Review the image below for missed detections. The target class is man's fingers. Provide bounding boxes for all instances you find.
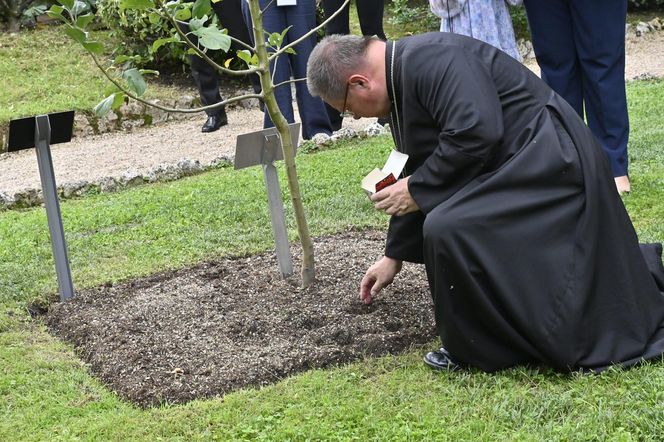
[360,288,373,304]
[359,274,386,305]
[359,280,383,306]
[370,280,385,298]
[373,198,394,212]
[359,274,375,304]
[370,189,388,203]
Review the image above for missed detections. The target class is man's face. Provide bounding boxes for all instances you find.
[328,75,391,119]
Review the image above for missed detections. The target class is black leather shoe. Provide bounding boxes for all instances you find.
[423,347,460,371]
[201,113,228,133]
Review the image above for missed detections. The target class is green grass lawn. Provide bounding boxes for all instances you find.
[0,27,189,125]
[1,78,664,440]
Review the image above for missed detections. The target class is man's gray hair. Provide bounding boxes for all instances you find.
[307,34,376,102]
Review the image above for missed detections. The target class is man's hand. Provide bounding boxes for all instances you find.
[371,176,419,215]
[359,256,403,305]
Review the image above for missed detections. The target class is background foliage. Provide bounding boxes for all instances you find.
[0,0,96,31]
[629,0,664,9]
[4,0,664,34]
[96,0,188,70]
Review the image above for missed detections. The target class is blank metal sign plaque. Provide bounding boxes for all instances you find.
[234,123,300,170]
[7,110,75,152]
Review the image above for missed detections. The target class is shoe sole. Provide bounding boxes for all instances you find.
[423,355,459,371]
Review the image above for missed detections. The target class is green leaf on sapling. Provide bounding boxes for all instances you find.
[192,0,212,19]
[189,16,207,32]
[174,7,192,21]
[71,0,89,16]
[268,32,282,48]
[83,41,104,54]
[64,26,87,44]
[279,26,291,41]
[58,0,75,10]
[75,13,94,28]
[148,12,161,24]
[122,68,148,96]
[94,94,116,116]
[47,5,66,21]
[195,26,231,52]
[139,69,159,77]
[111,92,126,109]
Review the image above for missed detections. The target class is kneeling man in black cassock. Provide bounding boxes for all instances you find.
[307,33,664,373]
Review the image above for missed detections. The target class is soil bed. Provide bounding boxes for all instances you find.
[46,230,436,407]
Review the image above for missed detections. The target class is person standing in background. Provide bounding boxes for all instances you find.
[184,0,262,133]
[523,0,631,194]
[242,0,332,140]
[322,0,387,130]
[429,0,522,61]
[322,0,386,41]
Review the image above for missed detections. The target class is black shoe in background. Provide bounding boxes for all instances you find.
[201,111,228,133]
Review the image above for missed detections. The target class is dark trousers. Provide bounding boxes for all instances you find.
[187,0,261,117]
[322,0,386,130]
[243,0,332,139]
[523,0,629,176]
[322,0,386,39]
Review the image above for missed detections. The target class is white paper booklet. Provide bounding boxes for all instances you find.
[361,150,409,194]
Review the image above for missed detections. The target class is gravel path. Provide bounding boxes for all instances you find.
[2,30,663,198]
[0,106,378,197]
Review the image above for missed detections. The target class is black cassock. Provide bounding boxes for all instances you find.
[384,33,664,372]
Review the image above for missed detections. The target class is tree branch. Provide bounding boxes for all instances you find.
[173,18,255,52]
[160,4,260,77]
[260,0,276,15]
[90,53,262,114]
[272,77,307,90]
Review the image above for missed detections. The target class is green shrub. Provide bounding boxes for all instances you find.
[1,0,37,31]
[1,0,96,31]
[15,0,47,28]
[1,0,45,31]
[96,0,188,69]
[628,0,664,9]
[508,5,530,41]
[388,0,439,31]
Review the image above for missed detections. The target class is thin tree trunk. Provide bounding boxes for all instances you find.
[247,0,315,288]
[8,3,20,32]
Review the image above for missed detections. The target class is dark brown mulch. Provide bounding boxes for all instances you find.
[45,230,436,407]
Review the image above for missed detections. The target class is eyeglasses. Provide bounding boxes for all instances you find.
[340,82,354,118]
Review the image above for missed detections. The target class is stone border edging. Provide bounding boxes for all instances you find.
[0,122,388,211]
[630,17,664,37]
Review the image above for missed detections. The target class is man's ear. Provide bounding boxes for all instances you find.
[348,74,370,88]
